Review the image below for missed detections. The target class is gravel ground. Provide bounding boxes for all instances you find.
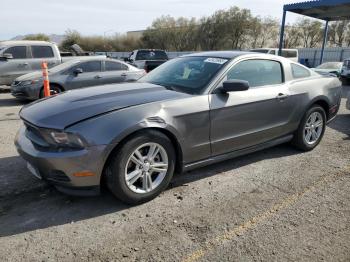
[0,88,349,262]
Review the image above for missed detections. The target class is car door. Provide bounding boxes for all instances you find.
[0,45,31,85]
[64,60,102,90]
[100,60,128,84]
[29,45,60,71]
[209,58,295,156]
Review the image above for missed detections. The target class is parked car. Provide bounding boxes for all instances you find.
[126,49,168,72]
[15,51,342,204]
[341,58,350,84]
[0,40,100,86]
[11,57,145,100]
[250,48,299,62]
[311,62,342,77]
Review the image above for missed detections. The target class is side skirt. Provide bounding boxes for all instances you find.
[183,134,293,172]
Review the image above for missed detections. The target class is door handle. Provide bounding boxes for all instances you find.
[121,73,127,77]
[276,93,289,101]
[94,75,102,79]
[19,62,28,66]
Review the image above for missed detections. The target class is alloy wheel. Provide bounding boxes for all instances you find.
[124,143,168,194]
[303,111,323,145]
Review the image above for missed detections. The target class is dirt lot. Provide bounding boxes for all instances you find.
[0,88,349,262]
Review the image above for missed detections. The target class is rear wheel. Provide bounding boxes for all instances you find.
[39,84,62,98]
[106,130,175,204]
[292,105,326,151]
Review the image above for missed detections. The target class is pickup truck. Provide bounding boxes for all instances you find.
[126,49,168,72]
[0,40,95,86]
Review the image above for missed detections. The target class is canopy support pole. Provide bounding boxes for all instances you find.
[320,20,329,65]
[278,10,287,56]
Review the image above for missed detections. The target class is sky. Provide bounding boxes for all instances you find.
[0,0,304,40]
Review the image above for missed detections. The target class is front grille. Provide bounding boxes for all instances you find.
[48,170,71,182]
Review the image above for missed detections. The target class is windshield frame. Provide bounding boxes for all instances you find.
[139,56,231,95]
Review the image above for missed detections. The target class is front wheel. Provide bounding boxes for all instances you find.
[292,105,326,151]
[39,84,62,98]
[106,130,176,205]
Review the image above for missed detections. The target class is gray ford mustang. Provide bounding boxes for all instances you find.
[15,51,342,204]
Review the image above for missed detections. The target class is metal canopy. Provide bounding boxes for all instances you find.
[278,0,350,65]
[284,0,350,21]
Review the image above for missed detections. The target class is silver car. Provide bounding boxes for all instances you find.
[15,51,342,204]
[11,57,145,100]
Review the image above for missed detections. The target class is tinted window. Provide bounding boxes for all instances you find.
[282,50,297,58]
[72,61,101,73]
[291,64,311,79]
[105,61,128,71]
[4,46,27,59]
[226,59,283,87]
[136,50,168,60]
[250,49,269,54]
[31,46,54,58]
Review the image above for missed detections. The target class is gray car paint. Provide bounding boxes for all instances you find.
[11,57,145,100]
[15,52,342,194]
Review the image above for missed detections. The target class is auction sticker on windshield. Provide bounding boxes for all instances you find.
[204,58,228,64]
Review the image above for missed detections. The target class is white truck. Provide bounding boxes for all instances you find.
[250,48,299,62]
[0,40,95,86]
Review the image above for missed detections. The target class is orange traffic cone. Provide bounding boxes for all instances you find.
[41,62,50,97]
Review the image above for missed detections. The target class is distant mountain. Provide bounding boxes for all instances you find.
[10,34,65,44]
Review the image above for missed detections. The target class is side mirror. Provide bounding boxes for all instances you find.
[0,53,13,61]
[220,79,250,93]
[73,68,83,75]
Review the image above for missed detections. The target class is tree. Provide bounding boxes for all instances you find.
[283,24,302,48]
[60,29,82,51]
[328,21,349,47]
[23,33,50,41]
[297,18,323,48]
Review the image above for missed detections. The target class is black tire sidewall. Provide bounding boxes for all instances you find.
[294,105,326,151]
[39,84,61,98]
[107,130,176,204]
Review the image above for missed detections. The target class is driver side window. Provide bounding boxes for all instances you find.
[70,61,101,74]
[4,46,27,59]
[225,59,283,87]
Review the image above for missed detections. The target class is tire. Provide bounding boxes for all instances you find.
[106,130,176,205]
[292,105,326,151]
[39,84,62,98]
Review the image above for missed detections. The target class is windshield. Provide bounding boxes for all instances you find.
[48,59,81,73]
[136,50,168,60]
[139,56,228,94]
[316,62,342,70]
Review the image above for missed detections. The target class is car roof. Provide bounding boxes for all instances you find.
[182,51,253,59]
[0,40,55,46]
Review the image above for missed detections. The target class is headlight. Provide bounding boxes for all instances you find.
[40,129,85,149]
[20,79,39,86]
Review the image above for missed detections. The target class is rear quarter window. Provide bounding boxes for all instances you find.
[291,63,311,79]
[31,46,54,58]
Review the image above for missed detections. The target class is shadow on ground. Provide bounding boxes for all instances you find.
[0,144,300,237]
[0,97,30,107]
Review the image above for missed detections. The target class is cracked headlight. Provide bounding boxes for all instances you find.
[40,129,86,149]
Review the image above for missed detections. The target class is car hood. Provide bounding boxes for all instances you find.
[20,82,190,129]
[16,71,43,81]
